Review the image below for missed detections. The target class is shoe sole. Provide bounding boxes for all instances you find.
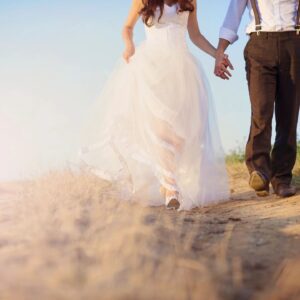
[275,191,297,198]
[249,171,269,197]
[166,199,180,210]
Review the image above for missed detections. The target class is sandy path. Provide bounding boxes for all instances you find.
[0,166,300,300]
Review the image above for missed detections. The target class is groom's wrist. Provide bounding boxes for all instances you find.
[215,49,225,58]
[216,39,230,56]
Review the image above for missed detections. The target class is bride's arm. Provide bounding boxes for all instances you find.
[187,0,217,58]
[122,0,143,63]
[187,0,233,77]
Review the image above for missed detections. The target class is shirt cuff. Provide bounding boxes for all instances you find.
[219,27,239,44]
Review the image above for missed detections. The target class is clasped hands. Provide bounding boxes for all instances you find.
[214,51,234,80]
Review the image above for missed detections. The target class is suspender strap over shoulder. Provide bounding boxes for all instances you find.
[251,0,300,36]
[296,0,300,34]
[250,0,262,35]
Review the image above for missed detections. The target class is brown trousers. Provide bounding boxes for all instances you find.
[244,32,300,190]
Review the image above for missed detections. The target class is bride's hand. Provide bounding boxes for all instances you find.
[123,44,135,63]
[214,52,234,80]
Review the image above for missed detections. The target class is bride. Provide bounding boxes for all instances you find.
[80,0,231,210]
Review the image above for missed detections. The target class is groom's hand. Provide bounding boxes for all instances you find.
[214,52,234,80]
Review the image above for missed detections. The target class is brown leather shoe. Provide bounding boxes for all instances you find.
[249,170,269,197]
[275,184,297,198]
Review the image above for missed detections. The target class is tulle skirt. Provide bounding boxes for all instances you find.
[79,40,230,210]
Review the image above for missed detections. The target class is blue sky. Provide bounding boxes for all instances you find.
[0,0,254,180]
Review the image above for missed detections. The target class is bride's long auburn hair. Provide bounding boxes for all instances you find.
[140,0,194,26]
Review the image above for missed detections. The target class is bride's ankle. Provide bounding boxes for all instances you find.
[165,189,178,197]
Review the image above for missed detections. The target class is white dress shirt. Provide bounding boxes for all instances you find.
[220,0,300,44]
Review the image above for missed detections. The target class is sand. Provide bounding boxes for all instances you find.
[0,164,299,300]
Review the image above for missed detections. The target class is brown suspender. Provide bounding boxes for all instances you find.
[250,0,262,35]
[251,0,300,35]
[296,0,300,34]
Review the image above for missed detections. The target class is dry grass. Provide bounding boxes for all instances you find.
[0,164,300,300]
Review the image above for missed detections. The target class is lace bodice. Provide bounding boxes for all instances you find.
[144,4,189,46]
[151,4,189,27]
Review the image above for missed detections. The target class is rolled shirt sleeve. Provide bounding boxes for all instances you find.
[219,0,248,44]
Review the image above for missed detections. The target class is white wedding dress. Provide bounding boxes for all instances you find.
[79,4,230,210]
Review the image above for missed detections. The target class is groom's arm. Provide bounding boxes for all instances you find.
[215,0,248,79]
[219,0,248,45]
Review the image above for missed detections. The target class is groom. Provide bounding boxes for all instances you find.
[215,0,300,198]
